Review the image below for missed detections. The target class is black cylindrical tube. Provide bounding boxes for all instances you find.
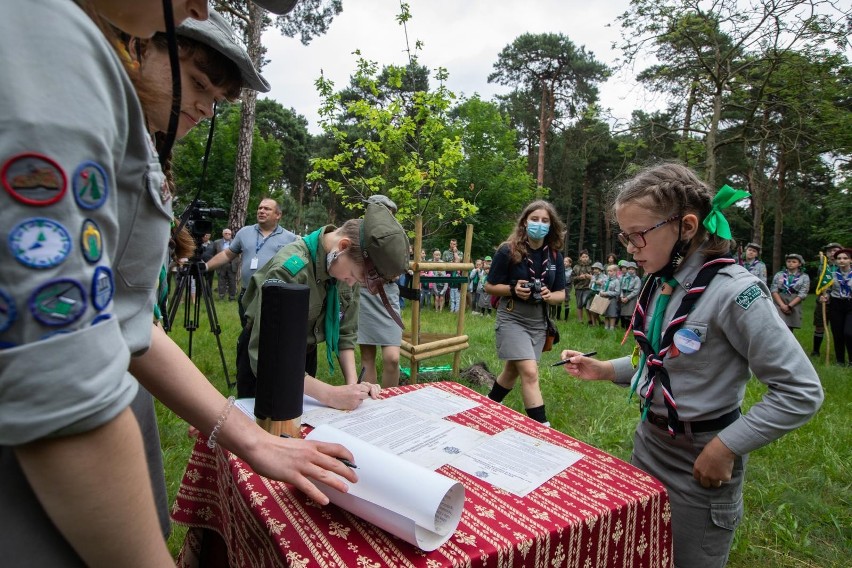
[254,280,309,420]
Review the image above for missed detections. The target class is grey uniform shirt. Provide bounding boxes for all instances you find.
[0,0,171,445]
[611,247,823,456]
[230,224,297,288]
[744,259,767,284]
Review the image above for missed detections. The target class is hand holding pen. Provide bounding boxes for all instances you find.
[551,351,597,367]
[554,350,616,382]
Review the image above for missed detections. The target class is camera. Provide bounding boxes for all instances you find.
[183,200,227,238]
[521,278,543,301]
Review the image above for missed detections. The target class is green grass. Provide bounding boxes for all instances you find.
[160,295,851,566]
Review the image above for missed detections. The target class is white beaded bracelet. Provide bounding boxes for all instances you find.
[207,396,236,449]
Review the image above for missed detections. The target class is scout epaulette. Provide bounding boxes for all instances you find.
[282,254,306,277]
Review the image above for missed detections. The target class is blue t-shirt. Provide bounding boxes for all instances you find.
[230,224,297,287]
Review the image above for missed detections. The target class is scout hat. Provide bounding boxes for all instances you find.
[360,201,410,327]
[785,253,805,265]
[823,242,843,251]
[592,262,604,270]
[745,242,761,252]
[178,9,270,92]
[252,0,299,14]
[625,261,637,269]
[366,194,398,213]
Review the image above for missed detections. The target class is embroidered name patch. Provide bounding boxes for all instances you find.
[282,255,306,276]
[735,283,764,310]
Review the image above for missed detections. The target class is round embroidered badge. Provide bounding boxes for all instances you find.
[9,218,72,268]
[1,153,67,206]
[0,288,17,334]
[72,161,109,210]
[29,279,87,326]
[91,313,112,326]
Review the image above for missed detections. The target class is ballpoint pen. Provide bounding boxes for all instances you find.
[550,351,597,367]
[280,433,358,468]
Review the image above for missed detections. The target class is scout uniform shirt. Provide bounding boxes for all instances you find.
[610,246,822,456]
[0,0,172,445]
[572,260,593,290]
[242,226,359,376]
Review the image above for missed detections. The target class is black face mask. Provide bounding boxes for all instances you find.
[656,220,689,280]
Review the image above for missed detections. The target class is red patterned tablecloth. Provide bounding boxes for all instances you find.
[172,382,672,567]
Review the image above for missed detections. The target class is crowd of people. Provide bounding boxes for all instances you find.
[0,2,844,567]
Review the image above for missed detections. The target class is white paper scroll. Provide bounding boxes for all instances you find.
[305,424,465,551]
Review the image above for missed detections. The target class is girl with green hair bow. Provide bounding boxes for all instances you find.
[558,162,822,568]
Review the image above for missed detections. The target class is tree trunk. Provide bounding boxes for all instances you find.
[748,109,772,246]
[228,2,263,231]
[704,82,723,188]
[681,79,697,165]
[772,151,787,275]
[578,173,589,255]
[536,83,553,195]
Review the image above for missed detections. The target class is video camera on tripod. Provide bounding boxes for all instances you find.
[184,200,228,246]
[167,199,233,387]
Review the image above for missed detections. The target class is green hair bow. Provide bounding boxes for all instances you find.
[702,184,750,240]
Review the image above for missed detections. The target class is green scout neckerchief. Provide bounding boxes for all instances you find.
[303,227,339,372]
[702,184,750,239]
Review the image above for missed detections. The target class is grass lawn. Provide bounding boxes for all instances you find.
[161,294,850,566]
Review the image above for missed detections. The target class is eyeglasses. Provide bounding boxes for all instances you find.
[617,215,680,249]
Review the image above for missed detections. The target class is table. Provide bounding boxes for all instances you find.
[172,382,672,567]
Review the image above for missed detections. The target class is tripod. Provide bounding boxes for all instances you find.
[165,258,232,389]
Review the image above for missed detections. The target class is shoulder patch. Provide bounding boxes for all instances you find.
[282,255,306,276]
[735,283,764,310]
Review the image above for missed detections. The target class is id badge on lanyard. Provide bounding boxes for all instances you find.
[250,257,259,270]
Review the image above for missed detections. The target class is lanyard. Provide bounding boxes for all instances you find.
[255,226,279,255]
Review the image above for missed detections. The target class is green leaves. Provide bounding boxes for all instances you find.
[309,48,471,230]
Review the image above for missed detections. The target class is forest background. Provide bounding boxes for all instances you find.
[161,1,851,565]
[173,0,851,281]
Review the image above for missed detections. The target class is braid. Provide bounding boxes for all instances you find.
[612,163,732,258]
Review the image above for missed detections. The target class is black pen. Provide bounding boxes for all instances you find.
[550,351,597,367]
[357,366,365,384]
[280,433,358,469]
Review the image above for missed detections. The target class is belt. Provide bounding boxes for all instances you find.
[645,408,741,434]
